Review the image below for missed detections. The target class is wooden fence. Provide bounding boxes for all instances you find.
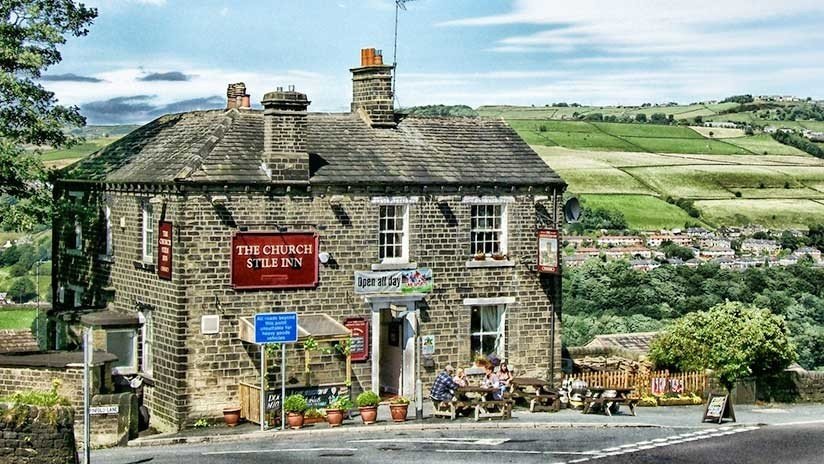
[565,370,708,396]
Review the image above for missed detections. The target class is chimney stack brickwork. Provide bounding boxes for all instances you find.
[261,88,310,181]
[351,48,396,128]
[227,82,251,109]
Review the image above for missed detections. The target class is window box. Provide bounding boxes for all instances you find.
[465,259,516,269]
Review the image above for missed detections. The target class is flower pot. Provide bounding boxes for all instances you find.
[286,412,305,429]
[326,408,345,427]
[389,404,408,422]
[222,407,241,427]
[473,253,486,261]
[359,406,378,424]
[492,253,506,261]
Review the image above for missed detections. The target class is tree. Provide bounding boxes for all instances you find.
[649,302,796,390]
[0,1,98,230]
[7,276,37,303]
[807,223,824,252]
[635,113,647,123]
[660,240,695,261]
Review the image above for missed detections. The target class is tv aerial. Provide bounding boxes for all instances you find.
[392,0,415,106]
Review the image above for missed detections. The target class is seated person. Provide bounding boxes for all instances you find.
[481,363,503,400]
[430,364,460,402]
[453,368,468,387]
[498,361,513,387]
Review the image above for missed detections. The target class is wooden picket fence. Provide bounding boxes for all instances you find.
[565,370,708,397]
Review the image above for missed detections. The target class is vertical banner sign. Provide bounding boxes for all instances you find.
[537,229,560,274]
[343,318,369,362]
[157,221,173,280]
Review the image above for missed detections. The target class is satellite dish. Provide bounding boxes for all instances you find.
[564,197,582,223]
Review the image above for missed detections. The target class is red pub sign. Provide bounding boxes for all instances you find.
[343,317,369,362]
[231,232,319,289]
[157,221,173,280]
[537,229,560,274]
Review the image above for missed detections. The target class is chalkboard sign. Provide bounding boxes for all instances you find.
[265,385,345,427]
[702,393,736,424]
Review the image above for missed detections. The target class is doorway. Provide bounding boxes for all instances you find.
[378,308,403,395]
[370,300,418,398]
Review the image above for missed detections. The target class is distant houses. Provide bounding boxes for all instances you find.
[562,225,822,271]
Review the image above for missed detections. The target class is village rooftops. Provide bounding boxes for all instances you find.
[61,108,564,187]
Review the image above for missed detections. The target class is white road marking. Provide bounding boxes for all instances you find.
[351,437,508,446]
[773,419,824,427]
[202,448,358,456]
[435,449,599,455]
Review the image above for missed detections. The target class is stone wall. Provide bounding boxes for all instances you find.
[0,403,78,464]
[0,366,98,415]
[757,371,824,403]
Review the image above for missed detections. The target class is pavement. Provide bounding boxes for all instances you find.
[128,401,824,448]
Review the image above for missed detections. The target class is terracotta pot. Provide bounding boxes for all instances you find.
[359,406,378,424]
[222,407,241,427]
[326,408,345,427]
[286,411,305,429]
[389,404,408,422]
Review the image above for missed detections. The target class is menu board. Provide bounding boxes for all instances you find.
[702,393,735,423]
[344,318,369,362]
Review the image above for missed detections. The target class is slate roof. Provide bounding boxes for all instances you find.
[63,109,564,186]
[0,329,39,354]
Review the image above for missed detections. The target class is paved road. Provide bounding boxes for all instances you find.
[93,421,824,464]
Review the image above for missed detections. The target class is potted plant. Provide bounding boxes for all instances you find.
[389,396,410,422]
[283,394,308,429]
[473,251,486,261]
[325,396,353,427]
[491,252,507,261]
[304,408,326,425]
[356,391,380,425]
[222,406,241,427]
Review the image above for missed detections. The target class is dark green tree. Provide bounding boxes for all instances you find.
[7,276,37,302]
[649,301,796,390]
[0,1,97,230]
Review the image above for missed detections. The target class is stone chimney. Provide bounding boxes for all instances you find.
[227,82,251,109]
[260,86,310,181]
[351,48,395,128]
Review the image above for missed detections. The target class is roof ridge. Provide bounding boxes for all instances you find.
[174,109,239,181]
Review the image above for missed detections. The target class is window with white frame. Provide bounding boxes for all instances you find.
[378,205,409,262]
[470,305,506,358]
[142,202,153,263]
[107,328,138,375]
[470,204,507,255]
[139,311,153,376]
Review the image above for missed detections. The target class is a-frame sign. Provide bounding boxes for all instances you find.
[702,392,736,424]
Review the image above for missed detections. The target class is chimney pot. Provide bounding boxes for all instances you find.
[226,82,247,109]
[352,48,395,127]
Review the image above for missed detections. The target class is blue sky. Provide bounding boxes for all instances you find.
[44,0,824,124]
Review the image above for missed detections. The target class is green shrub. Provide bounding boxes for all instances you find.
[0,379,69,407]
[304,408,325,419]
[329,396,353,410]
[283,394,308,413]
[390,396,410,405]
[356,391,380,407]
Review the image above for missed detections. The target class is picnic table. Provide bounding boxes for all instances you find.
[509,377,560,412]
[582,387,638,416]
[432,386,513,421]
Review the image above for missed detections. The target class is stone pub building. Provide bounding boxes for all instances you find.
[52,48,566,432]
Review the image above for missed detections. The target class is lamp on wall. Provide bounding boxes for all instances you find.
[318,252,331,264]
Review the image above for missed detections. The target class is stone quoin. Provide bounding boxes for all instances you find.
[51,47,567,433]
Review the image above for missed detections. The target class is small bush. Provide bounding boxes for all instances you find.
[304,408,325,419]
[390,396,410,405]
[356,391,380,407]
[0,379,69,407]
[329,396,353,410]
[283,394,308,413]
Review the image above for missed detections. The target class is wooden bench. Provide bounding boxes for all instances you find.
[529,393,560,413]
[474,399,514,421]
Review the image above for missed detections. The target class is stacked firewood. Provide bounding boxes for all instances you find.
[574,356,653,375]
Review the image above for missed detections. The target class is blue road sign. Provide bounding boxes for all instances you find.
[254,312,298,344]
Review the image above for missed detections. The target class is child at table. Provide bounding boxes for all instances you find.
[498,361,513,387]
[453,368,468,387]
[481,363,503,400]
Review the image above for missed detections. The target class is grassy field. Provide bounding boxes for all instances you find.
[695,199,824,229]
[38,136,121,161]
[508,119,805,156]
[580,194,699,229]
[0,309,37,330]
[478,102,742,120]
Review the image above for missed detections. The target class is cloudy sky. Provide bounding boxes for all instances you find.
[44,0,824,124]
